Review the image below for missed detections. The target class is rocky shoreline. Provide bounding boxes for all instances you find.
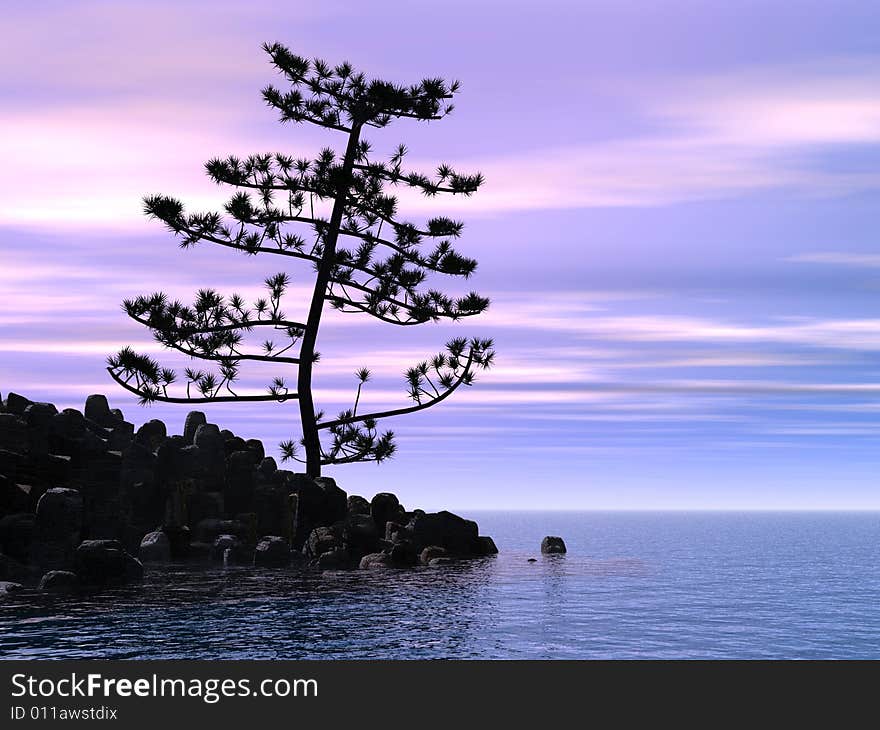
[0,391,497,595]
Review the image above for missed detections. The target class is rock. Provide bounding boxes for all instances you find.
[183,411,207,444]
[304,525,343,560]
[33,488,83,570]
[223,436,247,457]
[406,511,478,555]
[527,558,537,563]
[38,570,79,593]
[289,476,327,549]
[474,536,499,555]
[194,518,247,544]
[5,392,32,416]
[0,552,32,580]
[135,419,167,449]
[388,541,418,567]
[347,495,370,515]
[194,423,222,451]
[253,536,291,568]
[541,536,567,554]
[225,450,256,516]
[420,545,448,565]
[74,540,143,585]
[139,530,171,563]
[359,552,391,569]
[342,514,381,558]
[317,547,349,570]
[0,513,35,564]
[245,439,264,461]
[315,477,347,524]
[0,580,23,597]
[428,557,455,567]
[370,492,400,532]
[257,457,277,476]
[211,534,251,564]
[110,408,125,421]
[84,394,111,423]
[0,413,27,453]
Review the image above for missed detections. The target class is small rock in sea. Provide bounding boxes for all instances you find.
[527,558,537,563]
[0,580,24,596]
[139,530,171,563]
[253,536,291,568]
[359,552,391,569]
[74,540,144,586]
[38,570,78,593]
[420,545,447,565]
[541,536,567,554]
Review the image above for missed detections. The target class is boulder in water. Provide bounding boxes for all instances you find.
[253,536,291,568]
[38,570,79,593]
[540,536,567,554]
[139,530,171,563]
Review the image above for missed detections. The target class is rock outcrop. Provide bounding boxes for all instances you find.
[0,391,499,593]
[540,536,567,554]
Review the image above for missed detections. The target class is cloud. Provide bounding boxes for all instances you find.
[788,252,880,267]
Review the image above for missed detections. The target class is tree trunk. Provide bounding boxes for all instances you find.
[298,123,363,477]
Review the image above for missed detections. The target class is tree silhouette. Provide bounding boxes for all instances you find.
[108,43,495,477]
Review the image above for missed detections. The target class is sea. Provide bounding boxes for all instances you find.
[2,511,879,659]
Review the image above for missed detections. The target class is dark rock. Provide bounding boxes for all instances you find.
[347,495,370,516]
[0,580,23,596]
[342,513,381,558]
[420,545,448,565]
[527,558,537,563]
[183,411,207,445]
[224,450,256,516]
[317,547,350,570]
[139,530,171,563]
[253,536,291,568]
[245,439,265,462]
[1,475,32,515]
[161,525,191,559]
[84,394,111,423]
[370,492,400,532]
[135,419,167,450]
[38,570,79,593]
[0,414,27,453]
[304,525,343,560]
[289,476,326,549]
[193,423,222,451]
[0,552,32,580]
[211,534,251,564]
[359,552,391,569]
[110,408,125,421]
[428,557,455,567]
[5,392,32,416]
[474,536,499,555]
[0,513,35,564]
[193,518,247,544]
[388,540,418,567]
[406,511,478,555]
[258,457,277,476]
[541,536,567,554]
[74,540,143,585]
[315,477,347,525]
[223,436,247,457]
[25,401,58,421]
[32,488,83,570]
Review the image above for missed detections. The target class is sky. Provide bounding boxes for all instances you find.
[3,0,880,509]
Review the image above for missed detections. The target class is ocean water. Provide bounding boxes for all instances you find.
[2,511,879,659]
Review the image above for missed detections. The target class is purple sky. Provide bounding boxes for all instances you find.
[4,1,880,509]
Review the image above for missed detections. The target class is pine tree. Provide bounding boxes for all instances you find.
[108,42,495,477]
